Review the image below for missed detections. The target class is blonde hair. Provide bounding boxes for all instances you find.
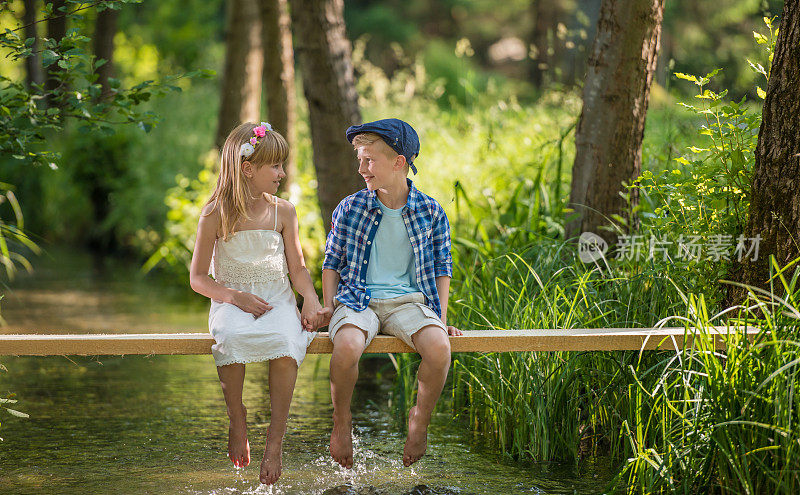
[204,122,289,240]
[352,132,396,157]
[352,132,411,174]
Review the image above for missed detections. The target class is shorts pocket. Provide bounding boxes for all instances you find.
[416,303,442,322]
[328,307,348,332]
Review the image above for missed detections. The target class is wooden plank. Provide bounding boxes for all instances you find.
[0,327,759,356]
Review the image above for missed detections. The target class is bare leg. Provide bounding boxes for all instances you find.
[217,363,250,467]
[329,324,367,469]
[404,326,451,466]
[260,356,298,485]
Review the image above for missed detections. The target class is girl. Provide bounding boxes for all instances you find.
[189,122,322,485]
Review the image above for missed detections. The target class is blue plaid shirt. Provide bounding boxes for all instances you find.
[323,179,453,318]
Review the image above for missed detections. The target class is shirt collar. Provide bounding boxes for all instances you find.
[366,178,421,212]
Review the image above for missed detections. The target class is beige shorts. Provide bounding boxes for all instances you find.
[328,292,446,350]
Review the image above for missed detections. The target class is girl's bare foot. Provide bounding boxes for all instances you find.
[329,413,354,468]
[259,426,283,485]
[403,406,428,467]
[228,404,250,467]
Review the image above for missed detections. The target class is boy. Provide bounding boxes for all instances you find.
[318,118,461,468]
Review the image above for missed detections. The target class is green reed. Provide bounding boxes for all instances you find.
[615,258,800,494]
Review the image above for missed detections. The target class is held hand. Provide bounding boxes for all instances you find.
[446,325,462,336]
[231,290,272,317]
[301,298,324,332]
[317,306,333,328]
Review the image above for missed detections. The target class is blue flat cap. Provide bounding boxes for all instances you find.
[346,118,420,174]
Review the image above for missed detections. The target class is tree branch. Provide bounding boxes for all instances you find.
[11,1,104,34]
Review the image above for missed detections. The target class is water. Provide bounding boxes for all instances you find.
[1,250,613,493]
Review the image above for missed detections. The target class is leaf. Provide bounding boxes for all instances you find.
[756,87,766,99]
[41,50,59,67]
[747,59,767,77]
[674,72,697,83]
[5,408,29,418]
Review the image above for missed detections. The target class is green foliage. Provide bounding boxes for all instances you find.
[0,0,213,168]
[664,2,783,100]
[118,0,224,72]
[630,17,776,306]
[141,152,217,279]
[0,182,39,284]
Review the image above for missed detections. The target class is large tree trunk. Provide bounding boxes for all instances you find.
[216,0,263,150]
[727,1,800,303]
[290,0,363,233]
[565,0,664,244]
[260,0,297,193]
[23,0,44,90]
[93,6,119,98]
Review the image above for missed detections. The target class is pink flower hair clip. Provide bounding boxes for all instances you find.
[240,122,274,158]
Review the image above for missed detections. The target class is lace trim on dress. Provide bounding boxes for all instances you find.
[213,255,288,284]
[215,352,300,367]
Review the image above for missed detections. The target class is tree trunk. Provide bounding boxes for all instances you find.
[290,0,363,233]
[93,6,119,98]
[216,0,263,150]
[260,0,297,193]
[727,0,800,303]
[23,0,44,90]
[565,0,664,245]
[44,0,67,107]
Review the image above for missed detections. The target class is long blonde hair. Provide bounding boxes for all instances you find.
[205,122,289,240]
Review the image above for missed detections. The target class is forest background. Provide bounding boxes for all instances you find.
[0,0,784,284]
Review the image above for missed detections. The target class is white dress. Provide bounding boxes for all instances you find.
[208,204,315,367]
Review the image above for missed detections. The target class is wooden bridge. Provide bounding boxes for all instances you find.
[0,327,759,355]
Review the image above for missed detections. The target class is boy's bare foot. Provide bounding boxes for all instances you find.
[403,406,428,467]
[329,413,354,468]
[228,404,250,467]
[259,426,283,485]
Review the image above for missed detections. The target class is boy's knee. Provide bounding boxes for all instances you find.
[416,327,451,364]
[332,326,366,364]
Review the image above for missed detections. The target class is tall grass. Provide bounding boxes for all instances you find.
[615,260,800,494]
[442,228,800,492]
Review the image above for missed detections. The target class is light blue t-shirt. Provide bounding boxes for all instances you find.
[365,197,420,299]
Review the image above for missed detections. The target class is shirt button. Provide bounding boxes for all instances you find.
[367,240,371,245]
[374,220,379,225]
[361,278,365,282]
[363,260,368,264]
[365,295,370,300]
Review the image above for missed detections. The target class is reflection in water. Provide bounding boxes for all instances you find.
[1,248,208,332]
[1,249,612,493]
